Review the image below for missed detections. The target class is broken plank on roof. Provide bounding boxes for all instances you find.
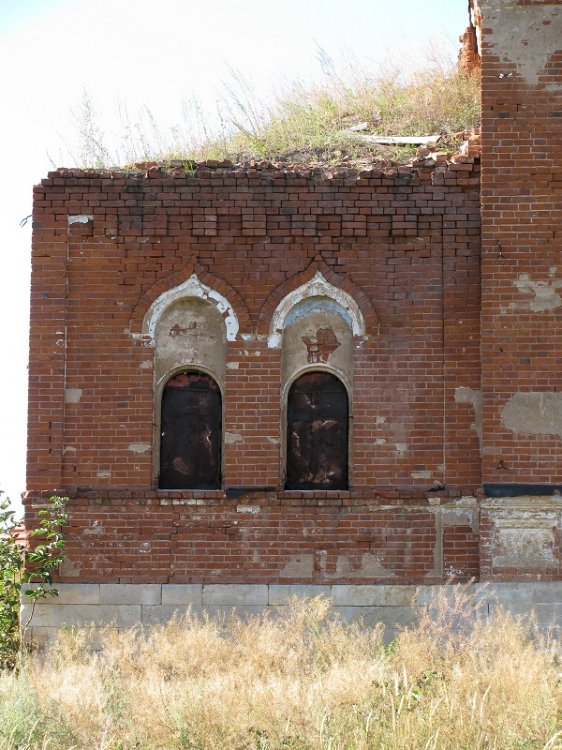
[342,133,442,145]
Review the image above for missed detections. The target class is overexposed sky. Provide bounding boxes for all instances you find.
[0,0,468,514]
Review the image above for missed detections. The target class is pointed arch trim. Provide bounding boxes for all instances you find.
[139,273,239,342]
[268,271,365,348]
[129,257,250,342]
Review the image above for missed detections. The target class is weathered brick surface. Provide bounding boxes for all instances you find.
[27,162,482,584]
[26,0,562,588]
[479,0,562,485]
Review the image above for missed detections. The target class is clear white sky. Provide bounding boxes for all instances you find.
[0,0,468,515]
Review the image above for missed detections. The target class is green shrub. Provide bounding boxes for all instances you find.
[0,494,67,670]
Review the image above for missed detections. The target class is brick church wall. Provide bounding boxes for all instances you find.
[25,0,562,622]
[27,160,482,584]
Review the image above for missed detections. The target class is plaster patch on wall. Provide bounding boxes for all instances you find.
[64,388,82,404]
[280,554,314,577]
[375,416,387,426]
[514,269,562,312]
[266,436,279,445]
[375,438,387,445]
[128,443,151,454]
[269,272,365,347]
[395,443,408,455]
[226,361,240,369]
[484,3,562,88]
[141,274,239,341]
[441,508,478,532]
[454,386,482,444]
[502,392,562,440]
[492,514,558,569]
[225,431,243,444]
[411,470,432,479]
[236,505,260,514]
[62,446,76,454]
[83,520,104,536]
[139,360,152,370]
[68,214,93,225]
[96,470,111,479]
[335,553,395,579]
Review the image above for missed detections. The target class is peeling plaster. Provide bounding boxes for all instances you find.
[83,520,104,536]
[492,513,558,568]
[140,274,239,341]
[482,1,562,88]
[411,470,432,479]
[225,431,243,444]
[280,554,314,577]
[454,387,483,445]
[502,392,562,440]
[128,443,151,454]
[64,388,82,404]
[269,272,365,348]
[335,553,394,579]
[514,269,562,312]
[68,214,93,225]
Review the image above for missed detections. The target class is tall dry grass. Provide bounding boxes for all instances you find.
[72,50,480,169]
[0,594,560,750]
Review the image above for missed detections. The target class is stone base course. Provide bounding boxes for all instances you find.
[22,582,562,648]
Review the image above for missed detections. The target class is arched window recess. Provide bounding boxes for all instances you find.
[159,370,222,490]
[285,370,349,491]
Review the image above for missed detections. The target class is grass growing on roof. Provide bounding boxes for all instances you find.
[72,50,480,169]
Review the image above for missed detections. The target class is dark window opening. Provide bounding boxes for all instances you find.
[159,371,222,489]
[286,371,348,490]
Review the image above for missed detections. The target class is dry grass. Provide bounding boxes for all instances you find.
[0,593,560,750]
[73,51,480,169]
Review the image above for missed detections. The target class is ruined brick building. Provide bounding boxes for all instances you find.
[24,0,562,636]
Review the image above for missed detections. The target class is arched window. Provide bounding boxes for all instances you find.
[159,371,222,489]
[286,371,348,490]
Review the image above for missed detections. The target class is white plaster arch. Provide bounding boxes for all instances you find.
[268,271,365,348]
[141,274,239,342]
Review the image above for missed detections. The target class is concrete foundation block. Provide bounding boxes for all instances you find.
[202,584,268,606]
[332,584,386,606]
[21,583,100,605]
[482,583,535,605]
[384,585,417,606]
[333,605,416,629]
[24,626,63,649]
[489,601,562,628]
[268,584,332,605]
[162,584,203,606]
[202,605,267,621]
[26,604,142,628]
[527,582,562,603]
[99,584,161,605]
[415,584,476,606]
[141,605,202,625]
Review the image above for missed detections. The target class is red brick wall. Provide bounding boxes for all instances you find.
[27,161,482,584]
[479,0,562,486]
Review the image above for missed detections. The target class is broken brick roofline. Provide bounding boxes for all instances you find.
[24,0,562,640]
